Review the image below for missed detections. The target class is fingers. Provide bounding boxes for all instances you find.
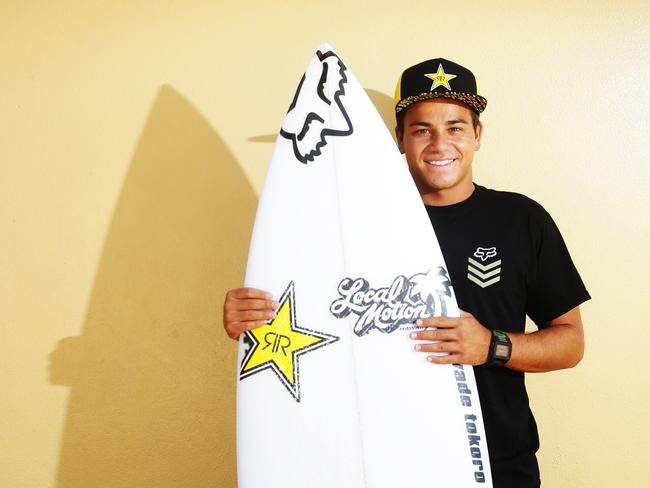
[412,340,462,364]
[225,309,276,324]
[413,340,460,354]
[417,310,475,328]
[410,329,455,342]
[224,298,279,313]
[410,336,463,364]
[224,315,274,340]
[410,311,490,365]
[425,353,461,365]
[223,297,278,330]
[411,313,468,363]
[226,320,272,340]
[226,287,273,300]
[223,287,278,341]
[416,316,461,328]
[413,342,458,353]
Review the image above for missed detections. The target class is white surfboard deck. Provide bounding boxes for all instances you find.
[237,44,491,488]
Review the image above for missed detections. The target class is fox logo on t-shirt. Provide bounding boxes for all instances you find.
[468,246,501,289]
[473,246,497,262]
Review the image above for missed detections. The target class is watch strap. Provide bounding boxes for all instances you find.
[485,329,512,367]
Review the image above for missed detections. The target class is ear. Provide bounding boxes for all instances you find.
[395,126,405,154]
[474,121,483,151]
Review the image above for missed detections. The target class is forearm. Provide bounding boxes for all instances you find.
[505,308,585,373]
[411,307,585,370]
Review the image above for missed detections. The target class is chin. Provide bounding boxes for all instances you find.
[426,179,457,191]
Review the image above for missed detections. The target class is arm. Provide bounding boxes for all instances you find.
[410,306,585,372]
[506,306,584,372]
[223,287,278,340]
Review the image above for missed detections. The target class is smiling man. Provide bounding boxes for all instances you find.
[391,58,590,487]
[397,99,480,204]
[223,57,590,487]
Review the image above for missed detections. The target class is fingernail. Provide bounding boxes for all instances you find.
[272,301,280,307]
[265,293,272,299]
[414,344,421,351]
[410,332,417,339]
[416,319,422,326]
[427,356,433,362]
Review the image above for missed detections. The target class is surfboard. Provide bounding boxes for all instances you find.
[237,44,492,488]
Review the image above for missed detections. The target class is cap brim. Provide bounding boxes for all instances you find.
[396,92,487,115]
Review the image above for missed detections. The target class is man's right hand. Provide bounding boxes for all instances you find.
[223,288,279,340]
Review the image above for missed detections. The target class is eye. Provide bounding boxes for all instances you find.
[449,126,462,133]
[414,128,430,135]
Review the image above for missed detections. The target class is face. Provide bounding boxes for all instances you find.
[396,99,482,205]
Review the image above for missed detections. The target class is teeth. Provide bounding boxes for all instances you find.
[425,159,454,166]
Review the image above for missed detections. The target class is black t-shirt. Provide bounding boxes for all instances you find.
[425,184,590,488]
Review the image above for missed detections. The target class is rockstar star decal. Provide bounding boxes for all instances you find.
[239,281,338,402]
[424,63,457,91]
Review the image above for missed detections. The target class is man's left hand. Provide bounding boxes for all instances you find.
[410,309,492,365]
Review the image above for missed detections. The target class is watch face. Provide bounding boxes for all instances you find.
[494,343,511,359]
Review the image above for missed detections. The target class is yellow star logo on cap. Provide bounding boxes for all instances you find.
[239,281,338,401]
[425,63,457,91]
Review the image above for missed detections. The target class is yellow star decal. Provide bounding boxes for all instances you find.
[239,281,338,401]
[424,63,457,91]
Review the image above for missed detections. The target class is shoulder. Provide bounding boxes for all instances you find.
[475,185,550,221]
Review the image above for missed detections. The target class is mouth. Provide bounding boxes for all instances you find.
[424,158,456,167]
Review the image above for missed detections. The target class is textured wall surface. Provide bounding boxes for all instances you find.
[1,1,648,487]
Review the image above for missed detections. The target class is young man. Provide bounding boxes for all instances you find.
[223,58,590,487]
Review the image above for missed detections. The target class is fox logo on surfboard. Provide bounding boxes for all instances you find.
[280,50,353,164]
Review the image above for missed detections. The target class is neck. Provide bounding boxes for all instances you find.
[420,182,476,206]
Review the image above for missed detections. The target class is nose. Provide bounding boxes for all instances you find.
[425,129,449,152]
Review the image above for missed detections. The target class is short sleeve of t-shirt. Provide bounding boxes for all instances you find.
[525,204,591,327]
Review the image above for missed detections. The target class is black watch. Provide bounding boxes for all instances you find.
[485,330,512,367]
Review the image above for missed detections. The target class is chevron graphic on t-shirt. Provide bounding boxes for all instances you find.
[467,256,501,288]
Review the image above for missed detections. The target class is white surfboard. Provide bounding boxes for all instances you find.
[237,44,492,488]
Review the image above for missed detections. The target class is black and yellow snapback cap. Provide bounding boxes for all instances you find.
[394,58,487,115]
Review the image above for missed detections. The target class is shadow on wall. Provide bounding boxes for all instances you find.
[48,85,256,488]
[364,89,396,141]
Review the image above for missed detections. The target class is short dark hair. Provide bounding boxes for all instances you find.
[396,106,481,134]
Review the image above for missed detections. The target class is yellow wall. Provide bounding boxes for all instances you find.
[1,1,648,487]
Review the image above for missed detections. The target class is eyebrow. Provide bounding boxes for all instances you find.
[408,119,469,127]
